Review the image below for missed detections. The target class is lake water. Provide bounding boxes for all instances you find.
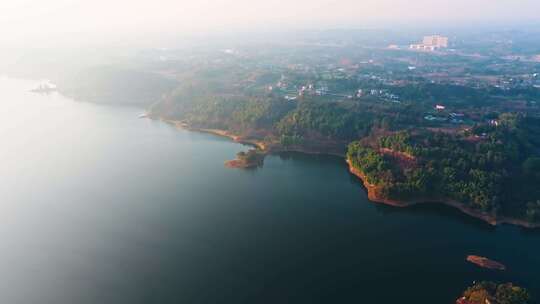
[1,77,539,304]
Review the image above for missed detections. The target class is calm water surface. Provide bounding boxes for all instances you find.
[1,77,539,304]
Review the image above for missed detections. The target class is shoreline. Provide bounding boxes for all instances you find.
[160,118,346,157]
[346,159,540,229]
[157,117,539,229]
[160,119,268,151]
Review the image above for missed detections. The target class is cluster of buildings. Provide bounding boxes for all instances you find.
[274,80,330,101]
[356,89,400,103]
[424,113,466,124]
[492,74,540,91]
[424,105,467,124]
[275,79,403,104]
[410,35,449,51]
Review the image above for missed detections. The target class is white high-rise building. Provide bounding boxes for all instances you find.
[422,35,449,48]
[410,35,449,51]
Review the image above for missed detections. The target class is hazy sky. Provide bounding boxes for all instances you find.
[1,0,539,46]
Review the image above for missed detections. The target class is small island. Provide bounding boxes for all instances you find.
[466,255,506,271]
[456,281,531,304]
[225,149,265,169]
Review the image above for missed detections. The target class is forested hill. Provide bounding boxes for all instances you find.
[149,74,426,152]
[347,114,540,222]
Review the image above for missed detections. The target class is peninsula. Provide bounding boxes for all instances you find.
[58,34,540,228]
[155,112,540,228]
[225,149,266,169]
[344,120,540,228]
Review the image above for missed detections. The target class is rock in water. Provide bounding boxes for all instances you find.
[466,255,506,270]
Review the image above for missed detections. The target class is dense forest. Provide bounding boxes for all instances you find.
[347,114,540,221]
[151,84,296,132]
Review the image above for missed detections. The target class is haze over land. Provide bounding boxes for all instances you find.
[1,0,540,48]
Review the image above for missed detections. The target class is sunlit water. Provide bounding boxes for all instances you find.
[1,77,539,304]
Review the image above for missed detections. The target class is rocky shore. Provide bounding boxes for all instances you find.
[225,149,265,169]
[346,159,540,228]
